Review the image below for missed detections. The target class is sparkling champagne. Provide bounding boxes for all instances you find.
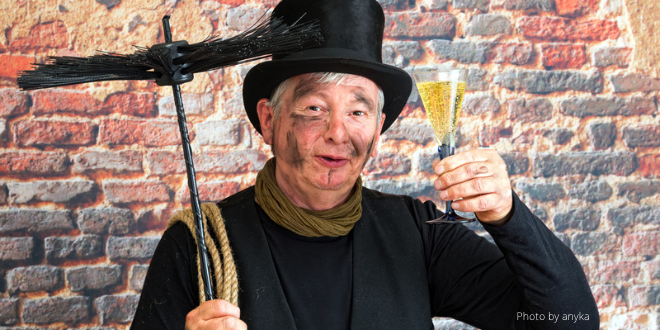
[413,68,474,224]
[417,81,466,146]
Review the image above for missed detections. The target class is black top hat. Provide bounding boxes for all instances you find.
[242,0,413,134]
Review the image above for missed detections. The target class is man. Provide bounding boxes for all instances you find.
[132,0,599,329]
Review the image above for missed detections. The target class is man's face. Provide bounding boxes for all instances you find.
[257,73,384,200]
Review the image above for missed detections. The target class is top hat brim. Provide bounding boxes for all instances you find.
[242,50,412,135]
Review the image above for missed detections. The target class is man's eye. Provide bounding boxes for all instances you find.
[352,110,365,116]
[307,106,322,111]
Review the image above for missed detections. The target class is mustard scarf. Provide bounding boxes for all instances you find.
[255,158,362,237]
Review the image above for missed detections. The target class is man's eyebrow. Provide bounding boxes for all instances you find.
[354,91,375,111]
[291,79,376,111]
[292,81,321,103]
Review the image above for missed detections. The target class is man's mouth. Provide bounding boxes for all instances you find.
[316,155,349,168]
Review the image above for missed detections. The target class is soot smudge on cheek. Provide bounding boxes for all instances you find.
[286,130,304,169]
[290,113,323,124]
[359,137,375,168]
[365,137,375,159]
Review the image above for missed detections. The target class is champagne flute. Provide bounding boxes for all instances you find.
[413,68,475,224]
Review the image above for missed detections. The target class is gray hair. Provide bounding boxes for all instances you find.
[266,72,385,118]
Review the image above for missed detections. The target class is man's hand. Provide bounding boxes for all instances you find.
[433,148,513,225]
[185,299,246,330]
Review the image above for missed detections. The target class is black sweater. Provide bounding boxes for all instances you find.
[131,189,599,330]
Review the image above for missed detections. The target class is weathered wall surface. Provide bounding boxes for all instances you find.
[0,0,658,329]
[625,0,660,77]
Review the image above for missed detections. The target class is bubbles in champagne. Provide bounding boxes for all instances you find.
[416,81,466,145]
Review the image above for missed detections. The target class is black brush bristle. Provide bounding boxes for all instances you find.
[17,14,323,90]
[178,16,323,74]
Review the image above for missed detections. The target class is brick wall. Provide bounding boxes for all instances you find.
[1,0,658,329]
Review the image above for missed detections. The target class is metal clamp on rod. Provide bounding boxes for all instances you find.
[153,16,194,86]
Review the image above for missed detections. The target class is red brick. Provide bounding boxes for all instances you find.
[629,285,660,307]
[159,93,214,117]
[0,298,19,325]
[179,181,242,204]
[462,95,501,116]
[22,296,90,324]
[227,7,268,31]
[0,54,34,80]
[7,265,63,293]
[385,12,456,39]
[488,42,533,65]
[0,237,34,261]
[137,208,176,232]
[564,19,620,41]
[519,182,567,202]
[106,236,159,260]
[211,0,245,6]
[147,150,267,175]
[44,235,103,261]
[77,207,135,235]
[365,152,412,177]
[542,44,586,69]
[129,264,149,291]
[639,154,660,178]
[503,0,554,11]
[0,88,29,117]
[519,17,620,41]
[13,120,97,146]
[555,0,598,17]
[0,182,6,204]
[0,151,69,175]
[99,119,191,147]
[380,0,416,10]
[72,150,143,174]
[590,285,625,308]
[31,89,102,115]
[508,98,553,123]
[102,180,172,204]
[103,92,157,117]
[590,260,640,283]
[533,151,636,177]
[642,260,660,280]
[495,69,603,93]
[385,119,434,145]
[147,150,185,175]
[593,47,632,68]
[616,181,660,203]
[7,180,97,204]
[610,73,660,93]
[94,294,140,324]
[8,21,69,51]
[501,152,530,175]
[571,232,616,256]
[479,126,513,146]
[66,265,122,291]
[0,118,5,141]
[623,125,660,148]
[0,209,74,233]
[623,232,660,256]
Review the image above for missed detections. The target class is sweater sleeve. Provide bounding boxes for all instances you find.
[407,191,599,330]
[130,222,200,330]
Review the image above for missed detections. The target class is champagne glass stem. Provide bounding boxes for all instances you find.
[438,144,455,216]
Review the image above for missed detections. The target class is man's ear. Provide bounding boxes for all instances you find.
[256,98,275,145]
[371,113,386,158]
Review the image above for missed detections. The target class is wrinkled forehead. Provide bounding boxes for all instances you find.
[294,72,379,89]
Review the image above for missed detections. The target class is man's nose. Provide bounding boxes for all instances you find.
[323,111,349,144]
